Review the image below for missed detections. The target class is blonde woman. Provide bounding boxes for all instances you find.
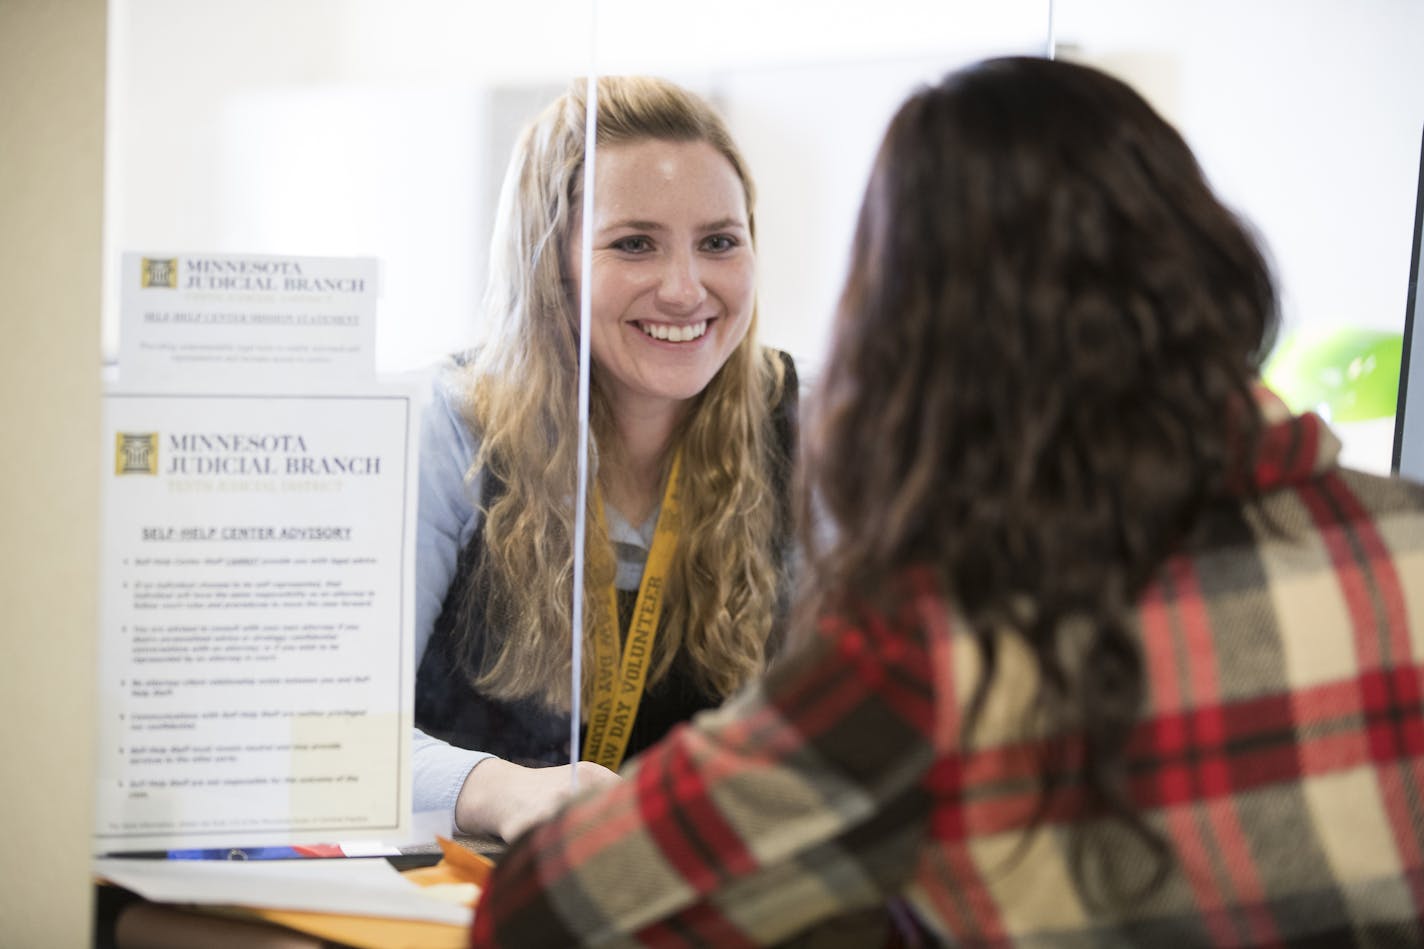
[413,76,797,842]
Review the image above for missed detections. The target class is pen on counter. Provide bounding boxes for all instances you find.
[165,844,346,860]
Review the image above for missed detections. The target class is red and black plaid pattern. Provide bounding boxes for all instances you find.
[471,409,1424,947]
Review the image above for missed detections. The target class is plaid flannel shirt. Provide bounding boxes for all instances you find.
[470,403,1424,947]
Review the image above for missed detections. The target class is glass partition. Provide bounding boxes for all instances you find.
[102,0,1424,850]
[101,1,1054,842]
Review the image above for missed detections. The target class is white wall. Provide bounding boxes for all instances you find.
[1061,0,1424,470]
[1060,0,1424,338]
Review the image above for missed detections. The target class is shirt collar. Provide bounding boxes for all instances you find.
[1244,385,1341,495]
[605,502,658,551]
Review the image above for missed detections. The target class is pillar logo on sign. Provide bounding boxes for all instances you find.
[116,433,159,475]
[140,257,178,289]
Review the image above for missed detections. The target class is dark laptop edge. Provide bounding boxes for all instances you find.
[1392,124,1424,474]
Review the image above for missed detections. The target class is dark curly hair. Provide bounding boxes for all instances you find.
[798,56,1278,904]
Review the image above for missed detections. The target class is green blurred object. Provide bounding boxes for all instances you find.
[1263,327,1403,423]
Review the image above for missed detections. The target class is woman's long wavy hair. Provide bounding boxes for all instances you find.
[459,76,786,714]
[799,57,1278,902]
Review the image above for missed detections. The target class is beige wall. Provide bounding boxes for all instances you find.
[0,0,105,945]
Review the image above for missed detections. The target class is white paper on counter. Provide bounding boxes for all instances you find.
[94,857,472,926]
[94,389,418,851]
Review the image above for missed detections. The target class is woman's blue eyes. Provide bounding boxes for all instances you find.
[608,235,739,254]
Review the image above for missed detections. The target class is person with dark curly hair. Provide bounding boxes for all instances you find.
[469,57,1424,947]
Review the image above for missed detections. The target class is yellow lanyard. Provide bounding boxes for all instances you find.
[582,450,683,771]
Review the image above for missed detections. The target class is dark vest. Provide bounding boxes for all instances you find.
[414,351,798,768]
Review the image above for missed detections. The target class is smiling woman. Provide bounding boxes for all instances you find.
[574,137,759,522]
[409,76,799,845]
[577,139,754,401]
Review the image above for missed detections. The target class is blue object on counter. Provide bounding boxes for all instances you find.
[166,846,304,860]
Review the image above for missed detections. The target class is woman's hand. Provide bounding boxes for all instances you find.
[455,758,621,843]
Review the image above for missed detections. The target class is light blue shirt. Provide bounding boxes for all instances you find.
[412,364,655,824]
